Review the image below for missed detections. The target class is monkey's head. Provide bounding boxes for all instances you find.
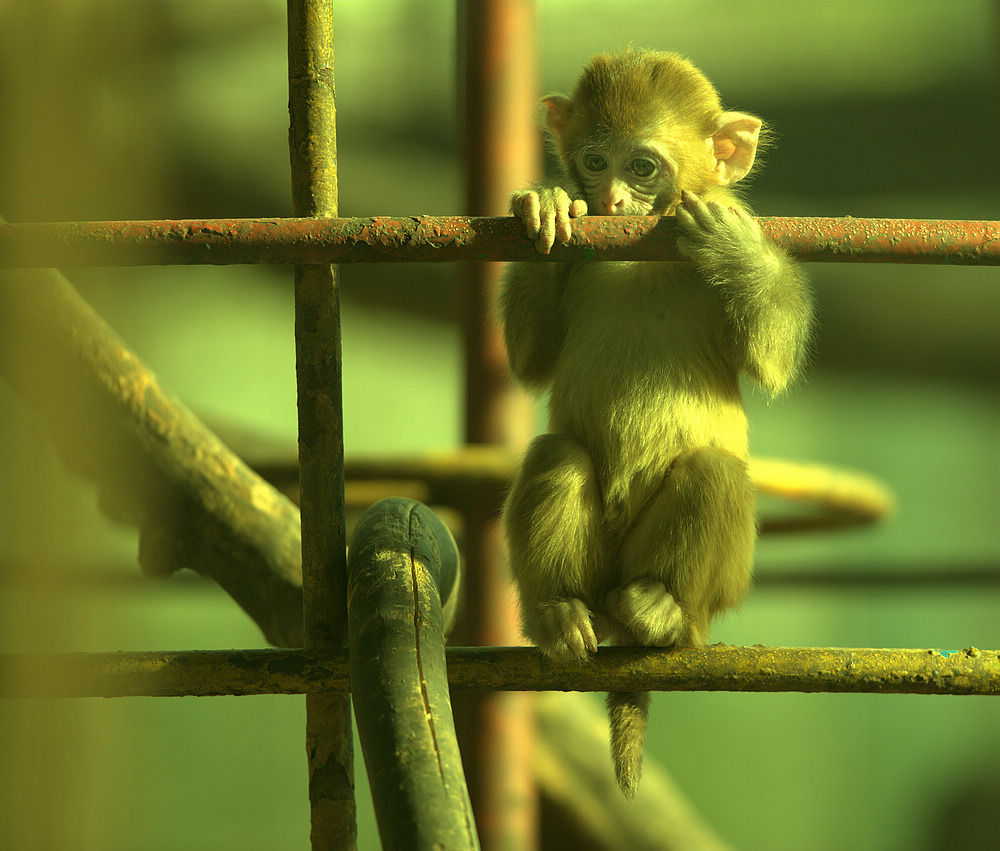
[544,49,766,216]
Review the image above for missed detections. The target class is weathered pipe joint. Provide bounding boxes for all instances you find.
[347,498,477,850]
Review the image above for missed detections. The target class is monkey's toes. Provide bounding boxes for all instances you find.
[535,598,600,662]
[607,579,686,646]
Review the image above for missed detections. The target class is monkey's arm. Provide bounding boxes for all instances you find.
[676,191,813,395]
[498,260,569,390]
[499,183,586,388]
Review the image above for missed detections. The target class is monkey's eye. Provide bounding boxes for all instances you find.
[629,158,656,178]
[583,153,607,172]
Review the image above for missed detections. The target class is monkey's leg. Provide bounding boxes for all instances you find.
[503,433,607,662]
[613,446,756,646]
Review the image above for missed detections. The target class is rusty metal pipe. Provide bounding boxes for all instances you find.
[455,2,540,849]
[0,216,996,267]
[286,1,356,848]
[2,646,996,698]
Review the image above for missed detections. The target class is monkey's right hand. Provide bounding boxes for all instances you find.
[511,186,588,255]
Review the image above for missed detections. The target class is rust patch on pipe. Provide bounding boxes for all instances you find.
[1,216,997,267]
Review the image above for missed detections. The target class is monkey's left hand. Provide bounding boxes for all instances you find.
[675,190,771,274]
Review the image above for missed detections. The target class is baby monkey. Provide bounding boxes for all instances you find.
[499,49,812,797]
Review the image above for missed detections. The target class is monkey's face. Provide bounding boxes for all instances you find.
[572,130,715,216]
[572,140,689,217]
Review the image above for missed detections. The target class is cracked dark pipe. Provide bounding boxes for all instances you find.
[347,498,478,850]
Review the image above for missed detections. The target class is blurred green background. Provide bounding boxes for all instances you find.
[0,1,997,849]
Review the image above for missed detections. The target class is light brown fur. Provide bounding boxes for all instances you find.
[499,49,812,797]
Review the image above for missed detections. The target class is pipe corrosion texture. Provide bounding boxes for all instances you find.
[0,216,996,267]
[286,2,354,848]
[3,646,995,698]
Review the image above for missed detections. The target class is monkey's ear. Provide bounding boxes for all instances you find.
[542,95,572,148]
[710,112,762,185]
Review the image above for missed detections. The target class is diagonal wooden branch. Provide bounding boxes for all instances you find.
[0,259,305,648]
[0,259,746,848]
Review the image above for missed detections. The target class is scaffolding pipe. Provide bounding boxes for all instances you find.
[455,1,539,847]
[286,1,356,848]
[1,646,995,698]
[0,216,997,267]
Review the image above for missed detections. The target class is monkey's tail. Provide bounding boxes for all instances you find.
[607,690,650,798]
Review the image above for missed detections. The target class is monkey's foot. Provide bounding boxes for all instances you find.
[606,579,685,646]
[528,598,607,662]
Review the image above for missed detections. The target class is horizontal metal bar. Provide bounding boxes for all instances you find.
[0,216,996,267]
[1,645,995,698]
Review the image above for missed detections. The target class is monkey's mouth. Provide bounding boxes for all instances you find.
[652,194,681,217]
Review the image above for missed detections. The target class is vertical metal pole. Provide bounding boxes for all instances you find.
[287,2,356,848]
[457,1,539,848]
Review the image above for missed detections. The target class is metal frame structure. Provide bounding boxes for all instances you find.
[1,2,998,848]
[1,215,996,267]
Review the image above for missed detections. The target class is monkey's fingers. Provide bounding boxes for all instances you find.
[536,205,567,255]
[546,199,587,250]
[537,598,600,660]
[563,624,597,658]
[731,206,764,239]
[512,191,542,240]
[678,189,717,229]
[532,188,584,253]
[553,206,573,247]
[547,198,588,251]
[535,226,556,254]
